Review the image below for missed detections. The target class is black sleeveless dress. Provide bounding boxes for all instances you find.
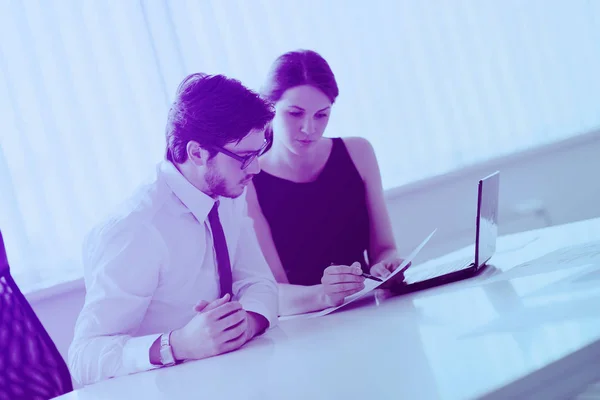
[253,138,370,286]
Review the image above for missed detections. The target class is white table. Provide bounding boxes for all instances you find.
[56,218,600,400]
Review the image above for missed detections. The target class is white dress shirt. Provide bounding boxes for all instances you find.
[68,161,278,386]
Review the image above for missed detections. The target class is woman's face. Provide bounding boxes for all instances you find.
[272,85,332,154]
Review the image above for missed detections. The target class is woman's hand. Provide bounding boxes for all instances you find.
[370,257,411,288]
[321,262,365,307]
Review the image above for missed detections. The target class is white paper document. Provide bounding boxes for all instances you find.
[279,229,437,321]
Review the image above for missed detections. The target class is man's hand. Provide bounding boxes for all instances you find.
[245,311,269,341]
[170,294,249,361]
[321,262,365,307]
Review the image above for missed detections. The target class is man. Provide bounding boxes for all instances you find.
[68,73,278,386]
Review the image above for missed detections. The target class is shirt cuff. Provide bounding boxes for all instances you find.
[239,298,278,330]
[121,333,162,375]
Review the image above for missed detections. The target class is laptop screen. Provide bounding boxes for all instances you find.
[475,171,500,267]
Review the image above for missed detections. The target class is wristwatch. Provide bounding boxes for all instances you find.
[159,331,176,366]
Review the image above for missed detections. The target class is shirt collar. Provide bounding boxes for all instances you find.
[159,160,216,223]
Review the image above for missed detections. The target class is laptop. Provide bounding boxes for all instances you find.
[397,171,500,292]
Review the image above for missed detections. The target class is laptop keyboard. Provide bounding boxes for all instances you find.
[406,256,474,283]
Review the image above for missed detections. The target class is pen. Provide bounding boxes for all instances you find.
[361,272,383,282]
[329,262,383,282]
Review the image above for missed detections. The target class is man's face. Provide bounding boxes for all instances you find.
[204,128,265,198]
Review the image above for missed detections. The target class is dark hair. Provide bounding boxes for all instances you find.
[261,50,339,104]
[260,50,339,150]
[165,73,275,163]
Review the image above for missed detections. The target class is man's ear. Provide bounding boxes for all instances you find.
[186,141,210,166]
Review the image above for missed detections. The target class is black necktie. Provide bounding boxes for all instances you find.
[208,201,233,297]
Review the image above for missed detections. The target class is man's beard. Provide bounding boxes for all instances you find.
[205,165,247,199]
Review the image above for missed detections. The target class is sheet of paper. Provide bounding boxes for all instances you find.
[279,228,437,321]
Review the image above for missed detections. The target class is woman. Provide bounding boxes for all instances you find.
[246,50,405,316]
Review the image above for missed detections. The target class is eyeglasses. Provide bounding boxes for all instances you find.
[210,139,270,170]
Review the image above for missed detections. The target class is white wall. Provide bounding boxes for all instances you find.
[388,129,600,264]
[26,128,600,384]
[28,283,85,369]
[5,1,600,293]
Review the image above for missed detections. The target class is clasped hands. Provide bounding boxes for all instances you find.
[170,293,267,362]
